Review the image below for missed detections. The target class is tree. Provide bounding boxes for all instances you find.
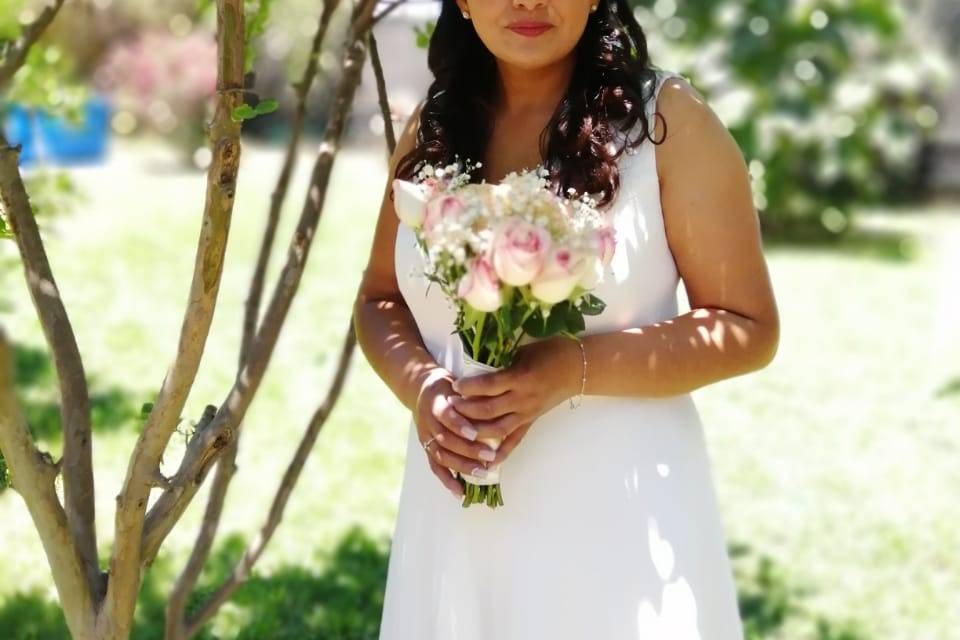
[0,0,402,637]
[631,0,952,240]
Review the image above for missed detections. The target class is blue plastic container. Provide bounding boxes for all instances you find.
[35,94,111,164]
[2,94,112,167]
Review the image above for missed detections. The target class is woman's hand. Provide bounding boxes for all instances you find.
[449,336,580,466]
[415,369,500,499]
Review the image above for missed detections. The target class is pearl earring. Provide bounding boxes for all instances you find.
[589,4,598,12]
[462,10,470,19]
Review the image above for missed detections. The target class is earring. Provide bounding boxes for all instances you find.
[462,10,470,19]
[589,4,598,12]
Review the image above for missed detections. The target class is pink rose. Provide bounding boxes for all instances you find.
[458,254,504,312]
[530,245,590,304]
[391,179,428,228]
[422,193,465,245]
[491,219,551,286]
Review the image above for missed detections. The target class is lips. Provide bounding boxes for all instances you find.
[507,21,552,37]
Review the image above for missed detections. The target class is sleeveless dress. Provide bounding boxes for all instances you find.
[379,69,745,640]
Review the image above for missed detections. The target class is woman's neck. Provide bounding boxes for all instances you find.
[493,54,576,119]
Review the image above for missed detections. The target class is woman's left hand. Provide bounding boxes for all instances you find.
[450,335,580,465]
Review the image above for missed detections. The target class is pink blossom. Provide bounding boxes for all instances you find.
[530,245,590,303]
[422,193,465,245]
[491,219,551,286]
[457,254,504,312]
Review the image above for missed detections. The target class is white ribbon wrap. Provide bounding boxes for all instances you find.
[441,331,504,486]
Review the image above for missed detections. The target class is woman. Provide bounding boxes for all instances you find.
[353,0,779,635]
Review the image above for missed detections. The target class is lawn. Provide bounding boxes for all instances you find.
[1,136,958,639]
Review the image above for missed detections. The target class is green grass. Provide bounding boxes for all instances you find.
[1,137,958,639]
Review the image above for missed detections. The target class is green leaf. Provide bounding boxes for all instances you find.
[414,20,436,49]
[579,293,606,316]
[231,103,257,122]
[253,98,279,115]
[231,97,279,122]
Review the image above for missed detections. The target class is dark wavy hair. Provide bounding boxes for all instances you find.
[394,0,668,209]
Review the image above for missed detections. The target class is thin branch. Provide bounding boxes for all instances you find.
[164,2,345,636]
[99,1,247,635]
[140,0,380,569]
[368,30,396,157]
[0,325,97,637]
[239,0,341,368]
[183,321,357,637]
[371,0,408,27]
[0,0,67,91]
[0,115,101,605]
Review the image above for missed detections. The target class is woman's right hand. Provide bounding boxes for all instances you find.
[415,370,499,499]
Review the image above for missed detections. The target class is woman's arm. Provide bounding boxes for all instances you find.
[453,77,780,408]
[353,101,450,413]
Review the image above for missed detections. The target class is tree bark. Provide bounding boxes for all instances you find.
[0,327,97,638]
[97,1,246,637]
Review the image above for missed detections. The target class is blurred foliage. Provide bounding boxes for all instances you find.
[1,2,88,121]
[21,168,85,219]
[630,0,953,240]
[5,46,88,123]
[414,20,436,49]
[0,450,8,490]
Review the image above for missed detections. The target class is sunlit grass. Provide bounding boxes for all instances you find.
[0,137,957,638]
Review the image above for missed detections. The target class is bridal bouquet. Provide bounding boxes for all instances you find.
[392,158,616,508]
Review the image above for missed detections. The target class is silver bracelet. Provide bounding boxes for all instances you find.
[569,337,586,409]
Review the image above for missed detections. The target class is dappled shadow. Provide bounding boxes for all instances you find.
[730,541,870,639]
[0,590,70,639]
[934,375,960,400]
[0,531,870,639]
[11,341,144,441]
[763,226,919,263]
[129,524,390,639]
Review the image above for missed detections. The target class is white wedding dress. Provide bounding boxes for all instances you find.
[379,69,744,639]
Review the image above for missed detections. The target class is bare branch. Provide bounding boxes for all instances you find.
[0,325,98,637]
[371,0,409,27]
[165,2,345,636]
[368,30,396,156]
[99,1,247,635]
[0,0,67,90]
[183,321,358,637]
[140,0,379,569]
[239,0,342,366]
[0,131,101,603]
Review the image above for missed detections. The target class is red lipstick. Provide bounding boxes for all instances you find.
[507,20,553,37]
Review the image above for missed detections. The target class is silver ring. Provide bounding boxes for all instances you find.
[422,435,436,452]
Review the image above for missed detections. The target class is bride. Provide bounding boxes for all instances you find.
[353,0,779,636]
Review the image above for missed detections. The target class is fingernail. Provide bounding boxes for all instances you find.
[452,380,461,392]
[461,425,478,440]
[471,466,488,478]
[479,448,496,462]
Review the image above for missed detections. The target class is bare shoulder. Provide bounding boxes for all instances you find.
[652,75,726,156]
[651,74,751,206]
